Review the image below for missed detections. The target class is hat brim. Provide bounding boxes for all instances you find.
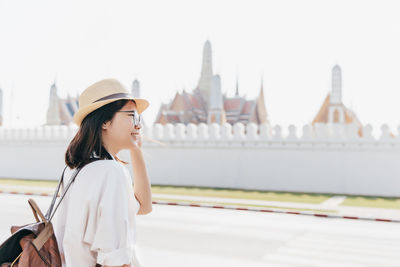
[73,97,149,126]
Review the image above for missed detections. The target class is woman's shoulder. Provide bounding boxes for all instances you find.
[78,159,129,183]
[83,159,122,170]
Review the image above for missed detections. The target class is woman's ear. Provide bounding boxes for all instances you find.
[102,119,113,130]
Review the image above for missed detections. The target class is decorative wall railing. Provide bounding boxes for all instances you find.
[0,122,399,146]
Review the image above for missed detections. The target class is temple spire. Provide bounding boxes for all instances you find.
[328,65,345,123]
[132,79,141,98]
[209,75,223,110]
[201,40,213,76]
[330,65,342,104]
[207,74,225,124]
[197,40,213,105]
[235,75,239,96]
[257,75,268,124]
[53,73,57,87]
[46,81,61,125]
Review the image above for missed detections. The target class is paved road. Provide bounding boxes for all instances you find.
[0,193,399,267]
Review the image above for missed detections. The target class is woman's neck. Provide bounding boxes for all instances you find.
[102,142,118,159]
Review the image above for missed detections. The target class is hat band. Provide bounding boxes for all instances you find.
[93,92,132,103]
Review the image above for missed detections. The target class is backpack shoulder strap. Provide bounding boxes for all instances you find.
[45,158,102,222]
[44,165,68,221]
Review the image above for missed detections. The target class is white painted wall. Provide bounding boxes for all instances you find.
[0,122,399,197]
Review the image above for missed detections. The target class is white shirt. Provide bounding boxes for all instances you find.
[53,154,143,267]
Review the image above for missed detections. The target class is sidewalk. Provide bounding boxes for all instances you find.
[0,183,399,221]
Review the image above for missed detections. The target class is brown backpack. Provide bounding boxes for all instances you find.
[0,164,90,267]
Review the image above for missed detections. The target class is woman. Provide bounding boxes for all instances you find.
[54,78,152,267]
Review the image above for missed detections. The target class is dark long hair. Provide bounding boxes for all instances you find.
[65,99,132,169]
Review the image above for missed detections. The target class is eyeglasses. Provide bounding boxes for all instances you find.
[117,110,142,126]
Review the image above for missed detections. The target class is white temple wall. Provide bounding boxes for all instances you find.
[0,122,399,197]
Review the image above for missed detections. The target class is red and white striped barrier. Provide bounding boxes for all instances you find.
[1,190,398,223]
[152,200,400,223]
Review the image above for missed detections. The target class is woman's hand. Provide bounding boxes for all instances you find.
[129,131,142,152]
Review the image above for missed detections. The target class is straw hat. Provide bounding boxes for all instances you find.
[73,78,149,126]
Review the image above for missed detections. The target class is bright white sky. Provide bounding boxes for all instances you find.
[0,0,399,136]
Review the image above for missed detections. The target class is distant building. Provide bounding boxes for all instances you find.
[155,40,269,125]
[46,80,78,125]
[312,65,363,135]
[46,79,145,125]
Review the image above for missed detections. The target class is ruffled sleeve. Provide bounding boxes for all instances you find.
[87,166,135,266]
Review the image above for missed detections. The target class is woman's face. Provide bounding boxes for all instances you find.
[102,100,141,151]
